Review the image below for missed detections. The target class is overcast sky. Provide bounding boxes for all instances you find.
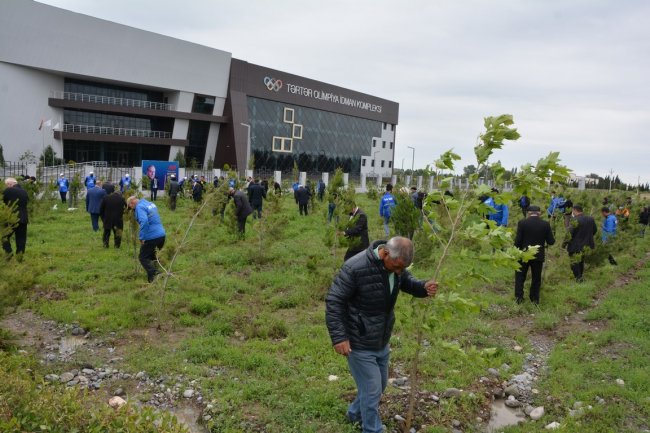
[40,0,650,185]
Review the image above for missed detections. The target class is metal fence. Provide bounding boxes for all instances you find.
[51,91,174,111]
[63,124,172,139]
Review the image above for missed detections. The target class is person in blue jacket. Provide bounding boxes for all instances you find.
[379,183,396,236]
[601,206,618,265]
[57,173,69,204]
[86,181,107,232]
[84,171,96,190]
[119,173,131,193]
[547,192,566,219]
[128,196,166,282]
[482,189,509,227]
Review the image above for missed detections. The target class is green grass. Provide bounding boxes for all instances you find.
[1,191,648,432]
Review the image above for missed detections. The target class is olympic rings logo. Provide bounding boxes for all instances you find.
[264,77,283,92]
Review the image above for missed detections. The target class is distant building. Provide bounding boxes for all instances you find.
[0,0,398,176]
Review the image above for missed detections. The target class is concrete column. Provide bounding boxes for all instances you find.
[343,173,349,187]
[578,178,586,190]
[417,176,423,190]
[299,171,307,186]
[391,175,397,186]
[360,173,366,191]
[405,175,412,186]
[178,168,186,181]
[322,172,329,186]
[214,169,221,179]
[428,176,434,191]
[376,175,382,188]
[274,171,282,185]
[246,169,253,179]
[134,166,143,192]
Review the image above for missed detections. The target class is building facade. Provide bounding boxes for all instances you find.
[0,1,398,176]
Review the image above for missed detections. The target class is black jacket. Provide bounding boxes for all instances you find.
[514,215,555,261]
[233,190,253,219]
[248,183,266,206]
[168,180,179,197]
[344,208,370,256]
[567,214,597,254]
[99,193,126,227]
[2,185,29,224]
[295,187,311,205]
[325,240,428,351]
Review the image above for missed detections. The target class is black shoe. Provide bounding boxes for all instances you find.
[608,257,618,266]
[516,297,524,304]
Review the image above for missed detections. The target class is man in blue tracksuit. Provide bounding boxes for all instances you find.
[84,171,96,190]
[486,190,509,227]
[601,206,618,265]
[86,181,107,232]
[128,196,166,282]
[379,184,396,236]
[57,173,69,204]
[547,192,565,219]
[119,173,131,193]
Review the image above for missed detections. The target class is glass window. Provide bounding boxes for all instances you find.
[373,140,376,148]
[390,142,393,149]
[362,158,366,167]
[273,137,283,151]
[391,124,395,131]
[284,108,294,124]
[292,124,303,139]
[388,161,392,168]
[192,95,216,114]
[371,159,375,167]
[382,141,386,148]
[383,123,387,130]
[282,138,293,152]
[381,160,385,167]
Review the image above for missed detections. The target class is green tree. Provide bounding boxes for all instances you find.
[206,154,215,170]
[173,149,186,168]
[0,143,6,167]
[292,160,299,183]
[39,145,63,166]
[391,191,419,239]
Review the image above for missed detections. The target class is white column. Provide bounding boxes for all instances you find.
[322,172,329,186]
[299,171,307,186]
[246,169,253,179]
[391,175,397,186]
[417,176,423,190]
[214,168,221,179]
[360,173,366,191]
[133,166,143,192]
[343,173,349,187]
[405,175,412,186]
[428,176,434,191]
[274,171,282,185]
[376,175,382,188]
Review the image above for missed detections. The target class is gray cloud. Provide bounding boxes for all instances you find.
[40,0,650,184]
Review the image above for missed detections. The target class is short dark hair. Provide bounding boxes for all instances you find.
[386,183,393,192]
[573,204,583,212]
[601,206,610,213]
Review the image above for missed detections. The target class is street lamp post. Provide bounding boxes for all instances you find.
[240,123,251,173]
[407,146,415,174]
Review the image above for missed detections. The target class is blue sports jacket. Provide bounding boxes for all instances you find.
[602,214,617,242]
[379,192,396,217]
[58,178,69,193]
[135,199,166,241]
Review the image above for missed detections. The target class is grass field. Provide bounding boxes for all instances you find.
[1,188,648,433]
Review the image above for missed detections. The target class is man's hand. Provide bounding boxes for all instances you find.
[140,240,144,245]
[333,340,352,356]
[424,280,438,297]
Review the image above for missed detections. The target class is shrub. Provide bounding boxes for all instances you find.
[189,298,216,316]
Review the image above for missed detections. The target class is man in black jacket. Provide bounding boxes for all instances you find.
[168,175,180,211]
[326,237,437,433]
[565,204,597,282]
[514,205,555,304]
[247,178,266,219]
[230,188,253,237]
[2,178,29,259]
[343,204,369,262]
[99,190,127,248]
[295,185,311,215]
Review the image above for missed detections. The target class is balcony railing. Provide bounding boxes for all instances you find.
[51,91,174,111]
[63,123,172,139]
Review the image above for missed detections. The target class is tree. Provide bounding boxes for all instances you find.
[18,151,37,165]
[39,145,63,166]
[173,149,186,168]
[462,164,476,177]
[247,154,255,171]
[292,160,299,183]
[0,144,6,167]
[206,155,214,170]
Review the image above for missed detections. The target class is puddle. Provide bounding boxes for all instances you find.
[170,406,208,433]
[59,336,86,355]
[486,399,525,432]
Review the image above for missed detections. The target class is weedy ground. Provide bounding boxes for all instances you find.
[0,190,648,433]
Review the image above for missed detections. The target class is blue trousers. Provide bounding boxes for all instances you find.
[347,345,390,433]
[90,213,100,232]
[382,215,391,236]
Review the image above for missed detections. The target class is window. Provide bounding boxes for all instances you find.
[382,141,386,148]
[381,160,385,168]
[284,107,295,123]
[272,136,293,153]
[362,158,366,167]
[390,142,393,149]
[388,161,392,168]
[371,159,375,167]
[383,123,387,130]
[391,124,395,131]
[292,124,303,139]
[372,139,376,148]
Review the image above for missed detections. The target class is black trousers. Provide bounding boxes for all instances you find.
[2,222,27,255]
[169,195,177,211]
[569,252,585,281]
[150,188,158,201]
[515,260,544,303]
[237,217,247,236]
[103,222,123,248]
[139,236,165,282]
[299,203,308,215]
[60,191,67,203]
[252,204,262,219]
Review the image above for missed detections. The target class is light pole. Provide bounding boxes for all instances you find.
[401,158,404,171]
[240,123,251,173]
[407,146,415,174]
[608,168,614,192]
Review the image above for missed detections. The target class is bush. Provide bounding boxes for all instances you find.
[189,298,216,316]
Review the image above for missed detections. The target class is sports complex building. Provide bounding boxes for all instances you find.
[0,0,398,177]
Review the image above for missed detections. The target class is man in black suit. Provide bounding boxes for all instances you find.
[343,204,370,262]
[295,185,311,216]
[564,204,597,282]
[2,177,29,259]
[247,178,266,219]
[99,190,127,248]
[514,205,555,304]
[230,188,253,238]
